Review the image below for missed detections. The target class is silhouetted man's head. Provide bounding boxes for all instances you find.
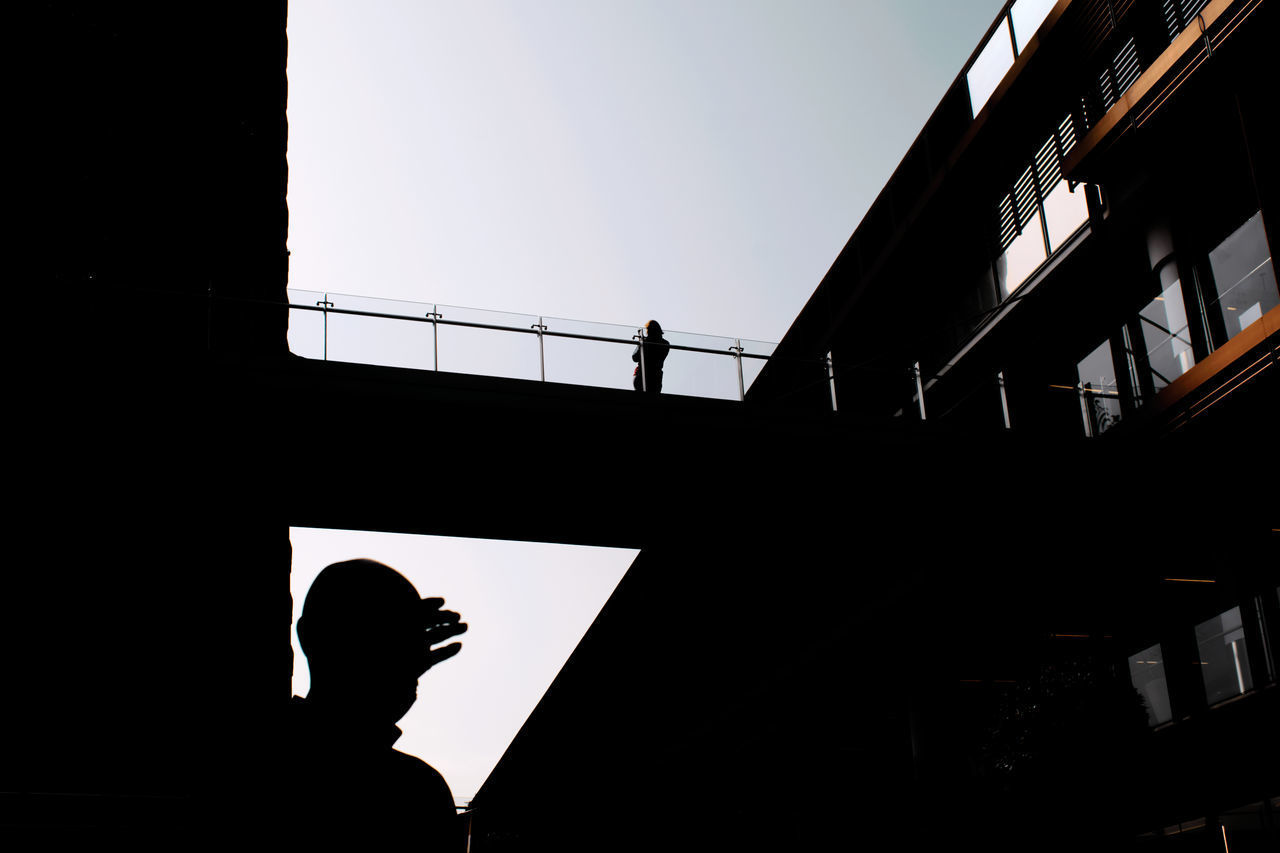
[297,559,449,725]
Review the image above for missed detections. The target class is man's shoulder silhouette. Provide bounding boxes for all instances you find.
[286,695,459,845]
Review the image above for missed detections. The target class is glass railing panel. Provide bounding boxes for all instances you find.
[1207,211,1277,341]
[967,17,1015,118]
[1196,606,1254,706]
[323,292,437,371]
[281,293,779,401]
[1077,338,1123,435]
[541,316,642,391]
[1128,644,1173,726]
[287,289,328,360]
[433,304,542,382]
[662,330,743,400]
[738,338,776,359]
[1011,0,1058,48]
[1138,281,1195,392]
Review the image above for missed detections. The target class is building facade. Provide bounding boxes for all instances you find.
[744,0,1278,848]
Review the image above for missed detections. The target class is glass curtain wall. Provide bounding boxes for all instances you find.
[1205,211,1277,342]
[1195,607,1254,706]
[1077,339,1124,435]
[1127,644,1173,726]
[1137,279,1196,392]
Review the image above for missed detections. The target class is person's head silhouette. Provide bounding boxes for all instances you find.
[645,319,664,338]
[296,559,465,727]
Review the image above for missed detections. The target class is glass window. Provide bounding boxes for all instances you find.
[1011,0,1059,48]
[1042,179,1089,251]
[1077,339,1122,435]
[996,210,1047,297]
[1137,280,1195,391]
[1128,644,1173,726]
[967,20,1015,118]
[1195,606,1254,705]
[1207,211,1277,341]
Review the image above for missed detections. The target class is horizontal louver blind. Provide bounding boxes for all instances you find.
[1057,112,1078,157]
[1036,135,1063,189]
[1113,36,1142,94]
[1098,36,1140,110]
[1164,0,1213,42]
[995,115,1078,252]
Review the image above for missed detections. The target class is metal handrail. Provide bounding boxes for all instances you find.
[206,289,948,412]
[286,299,773,361]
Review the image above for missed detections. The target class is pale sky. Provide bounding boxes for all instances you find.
[285,0,1010,807]
[287,0,1008,343]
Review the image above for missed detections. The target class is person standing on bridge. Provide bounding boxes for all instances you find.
[632,320,670,393]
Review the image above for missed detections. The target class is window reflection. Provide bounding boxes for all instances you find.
[967,20,1015,118]
[1207,211,1277,341]
[1195,607,1254,706]
[1138,280,1195,391]
[1042,180,1089,251]
[1077,339,1122,435]
[997,210,1047,297]
[1128,644,1173,726]
[1011,0,1058,48]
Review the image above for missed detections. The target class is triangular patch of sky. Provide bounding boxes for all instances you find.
[290,526,637,804]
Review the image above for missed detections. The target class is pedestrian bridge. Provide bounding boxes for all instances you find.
[286,289,779,402]
[204,288,1038,552]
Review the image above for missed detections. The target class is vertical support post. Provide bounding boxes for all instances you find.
[426,305,441,371]
[1078,382,1095,438]
[635,330,648,392]
[731,339,745,401]
[318,294,334,361]
[1029,156,1053,259]
[998,370,1012,429]
[533,316,547,381]
[1196,13,1213,58]
[1249,593,1277,686]
[826,351,838,412]
[913,362,927,420]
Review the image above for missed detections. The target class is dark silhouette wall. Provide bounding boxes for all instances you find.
[10,3,290,843]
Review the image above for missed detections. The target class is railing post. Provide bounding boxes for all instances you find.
[318,294,334,361]
[730,339,745,401]
[997,370,1012,429]
[1078,382,1095,438]
[1196,12,1214,58]
[912,361,927,420]
[532,316,548,381]
[826,351,838,412]
[635,329,647,392]
[426,305,442,371]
